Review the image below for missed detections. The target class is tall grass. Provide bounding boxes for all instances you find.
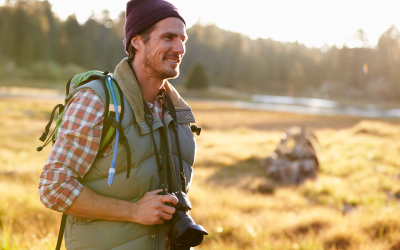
[1,98,400,249]
[0,98,65,250]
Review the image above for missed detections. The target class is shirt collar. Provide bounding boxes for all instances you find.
[146,86,166,108]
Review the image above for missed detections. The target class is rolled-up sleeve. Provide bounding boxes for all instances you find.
[38,89,105,212]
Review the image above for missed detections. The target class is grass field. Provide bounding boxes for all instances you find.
[1,96,400,250]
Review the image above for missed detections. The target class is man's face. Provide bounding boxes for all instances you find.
[139,17,187,80]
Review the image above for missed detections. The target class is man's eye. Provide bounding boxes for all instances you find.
[165,36,172,40]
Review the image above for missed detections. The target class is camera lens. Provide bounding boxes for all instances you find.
[176,226,208,247]
[168,192,208,249]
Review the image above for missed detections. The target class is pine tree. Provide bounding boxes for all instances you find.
[185,62,209,89]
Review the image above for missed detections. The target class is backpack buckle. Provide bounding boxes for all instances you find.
[105,116,116,126]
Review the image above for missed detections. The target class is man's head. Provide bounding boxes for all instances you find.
[124,0,187,80]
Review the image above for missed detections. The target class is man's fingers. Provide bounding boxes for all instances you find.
[160,195,178,206]
[155,218,165,225]
[136,190,179,225]
[148,189,163,195]
[162,204,176,215]
[159,211,173,221]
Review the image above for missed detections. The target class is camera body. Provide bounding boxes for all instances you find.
[159,191,208,250]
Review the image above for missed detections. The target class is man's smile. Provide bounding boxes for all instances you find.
[164,57,180,65]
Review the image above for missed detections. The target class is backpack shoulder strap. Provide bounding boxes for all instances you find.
[65,72,125,154]
[55,213,67,250]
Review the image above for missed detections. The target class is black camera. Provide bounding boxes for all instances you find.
[160,191,208,250]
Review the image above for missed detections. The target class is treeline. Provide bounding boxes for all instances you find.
[182,25,400,101]
[1,0,400,101]
[0,0,126,80]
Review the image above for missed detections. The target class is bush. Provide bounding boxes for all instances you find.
[30,61,62,79]
[184,62,209,89]
[28,61,87,80]
[61,64,88,80]
[0,59,17,79]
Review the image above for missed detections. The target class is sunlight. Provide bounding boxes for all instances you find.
[40,0,400,48]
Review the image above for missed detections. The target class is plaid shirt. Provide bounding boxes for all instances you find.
[39,87,166,212]
[147,88,165,119]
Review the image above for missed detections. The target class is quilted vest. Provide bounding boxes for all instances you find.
[63,60,196,250]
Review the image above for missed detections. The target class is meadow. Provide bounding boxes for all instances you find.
[1,96,400,250]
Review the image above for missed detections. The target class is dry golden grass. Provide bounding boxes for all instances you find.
[0,97,65,250]
[1,97,400,250]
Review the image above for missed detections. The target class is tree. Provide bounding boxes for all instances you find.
[344,29,370,48]
[378,25,400,99]
[185,62,209,89]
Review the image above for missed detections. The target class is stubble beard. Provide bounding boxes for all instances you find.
[143,45,180,80]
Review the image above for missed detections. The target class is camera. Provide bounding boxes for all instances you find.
[159,191,208,250]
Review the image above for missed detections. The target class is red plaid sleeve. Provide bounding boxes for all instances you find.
[38,89,105,212]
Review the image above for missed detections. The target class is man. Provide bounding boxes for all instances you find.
[39,0,197,249]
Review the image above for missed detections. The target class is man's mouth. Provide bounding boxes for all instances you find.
[164,58,180,64]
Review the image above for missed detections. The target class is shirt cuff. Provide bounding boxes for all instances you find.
[39,178,85,212]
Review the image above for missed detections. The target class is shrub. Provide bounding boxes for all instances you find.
[185,62,209,89]
[30,61,62,79]
[61,64,88,80]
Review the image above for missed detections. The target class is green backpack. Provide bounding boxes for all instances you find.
[37,70,131,178]
[38,70,134,250]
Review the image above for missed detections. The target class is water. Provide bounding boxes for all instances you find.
[248,95,400,118]
[2,86,399,119]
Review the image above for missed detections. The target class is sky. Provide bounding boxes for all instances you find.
[9,0,400,49]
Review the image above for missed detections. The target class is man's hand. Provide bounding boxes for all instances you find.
[131,189,178,225]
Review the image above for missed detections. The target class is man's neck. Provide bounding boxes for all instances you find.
[131,59,166,103]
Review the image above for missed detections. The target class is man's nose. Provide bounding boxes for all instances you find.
[172,39,185,56]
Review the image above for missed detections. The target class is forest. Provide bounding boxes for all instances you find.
[1,0,400,102]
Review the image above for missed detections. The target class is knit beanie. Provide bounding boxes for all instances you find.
[124,0,186,54]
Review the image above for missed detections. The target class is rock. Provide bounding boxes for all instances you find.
[262,127,321,185]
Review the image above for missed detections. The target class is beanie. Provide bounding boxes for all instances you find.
[124,0,186,54]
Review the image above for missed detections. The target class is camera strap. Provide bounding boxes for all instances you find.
[142,98,168,194]
[165,94,187,194]
[127,60,169,193]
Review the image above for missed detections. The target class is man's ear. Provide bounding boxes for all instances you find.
[131,36,141,51]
